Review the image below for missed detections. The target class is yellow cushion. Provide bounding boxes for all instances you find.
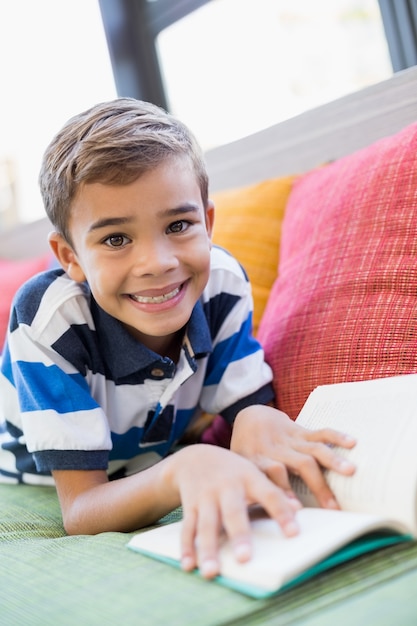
[211,176,296,335]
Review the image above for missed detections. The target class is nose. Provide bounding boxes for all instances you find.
[131,238,179,276]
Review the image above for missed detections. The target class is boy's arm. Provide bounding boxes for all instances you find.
[52,443,300,579]
[230,404,356,510]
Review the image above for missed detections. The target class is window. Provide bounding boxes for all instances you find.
[0,0,394,226]
[156,0,392,151]
[0,0,116,225]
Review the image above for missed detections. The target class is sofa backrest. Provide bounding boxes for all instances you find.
[0,217,53,260]
[205,65,417,190]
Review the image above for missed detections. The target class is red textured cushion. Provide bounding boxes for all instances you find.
[0,254,52,350]
[257,121,417,420]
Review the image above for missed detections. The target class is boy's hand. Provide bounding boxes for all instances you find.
[230,405,356,511]
[165,444,301,579]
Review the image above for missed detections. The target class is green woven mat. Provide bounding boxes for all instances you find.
[1,483,417,626]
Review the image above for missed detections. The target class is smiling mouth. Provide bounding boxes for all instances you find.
[129,285,181,304]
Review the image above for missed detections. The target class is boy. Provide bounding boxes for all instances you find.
[0,98,355,578]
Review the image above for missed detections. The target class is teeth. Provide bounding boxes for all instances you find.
[131,286,180,304]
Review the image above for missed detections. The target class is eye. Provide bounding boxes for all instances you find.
[167,220,190,234]
[103,234,131,248]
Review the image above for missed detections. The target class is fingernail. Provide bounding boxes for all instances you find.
[287,493,303,509]
[326,498,339,510]
[234,543,251,562]
[200,559,218,578]
[283,520,299,536]
[286,490,299,500]
[338,459,355,472]
[181,556,195,571]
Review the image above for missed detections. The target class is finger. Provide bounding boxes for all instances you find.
[219,488,252,563]
[260,458,292,490]
[246,473,300,537]
[180,507,198,572]
[195,503,221,579]
[306,427,356,449]
[257,458,303,508]
[315,445,356,475]
[289,451,340,510]
[296,439,356,475]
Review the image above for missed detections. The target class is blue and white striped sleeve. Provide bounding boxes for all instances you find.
[1,273,112,471]
[200,247,274,422]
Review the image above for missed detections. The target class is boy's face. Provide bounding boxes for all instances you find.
[50,156,214,356]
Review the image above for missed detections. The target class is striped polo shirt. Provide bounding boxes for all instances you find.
[0,245,274,485]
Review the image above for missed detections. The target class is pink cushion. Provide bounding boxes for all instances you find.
[257,121,417,420]
[0,254,52,350]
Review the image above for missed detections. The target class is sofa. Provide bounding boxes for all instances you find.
[1,66,417,624]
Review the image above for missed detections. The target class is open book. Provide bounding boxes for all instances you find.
[127,373,417,598]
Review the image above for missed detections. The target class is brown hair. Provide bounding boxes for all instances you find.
[39,98,209,244]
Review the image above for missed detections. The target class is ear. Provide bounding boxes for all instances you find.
[48,231,87,283]
[205,200,215,240]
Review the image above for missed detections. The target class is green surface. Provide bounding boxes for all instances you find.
[1,483,417,625]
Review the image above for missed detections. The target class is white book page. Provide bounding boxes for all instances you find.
[128,508,409,593]
[294,374,417,532]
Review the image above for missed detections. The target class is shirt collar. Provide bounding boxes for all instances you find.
[90,297,212,380]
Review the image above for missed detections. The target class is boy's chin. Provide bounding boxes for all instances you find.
[122,319,187,350]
